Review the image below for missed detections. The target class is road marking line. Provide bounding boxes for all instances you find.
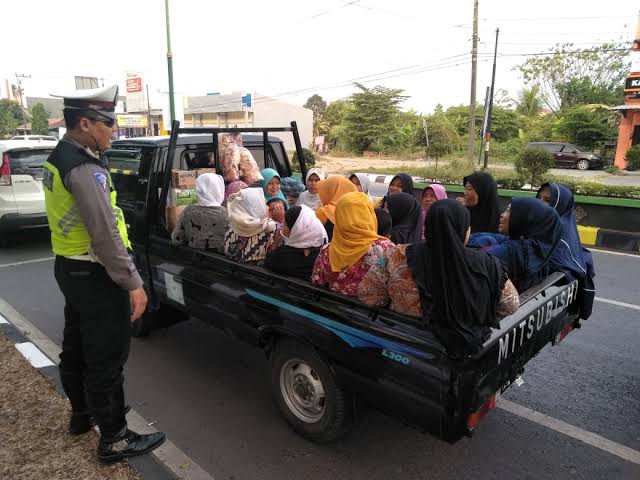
[0,296,216,480]
[15,342,55,368]
[0,257,54,268]
[591,248,640,258]
[498,398,640,465]
[0,313,8,324]
[595,297,640,311]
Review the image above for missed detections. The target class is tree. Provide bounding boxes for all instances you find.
[423,113,461,160]
[343,83,407,153]
[303,94,327,137]
[517,42,630,113]
[515,86,543,118]
[625,145,640,171]
[557,77,624,108]
[0,99,22,138]
[490,107,521,142]
[515,147,555,188]
[30,103,49,135]
[553,105,615,149]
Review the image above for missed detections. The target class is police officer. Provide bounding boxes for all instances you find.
[43,85,165,463]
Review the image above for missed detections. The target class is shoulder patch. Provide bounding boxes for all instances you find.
[93,172,109,192]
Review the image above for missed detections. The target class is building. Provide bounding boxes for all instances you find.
[613,15,640,169]
[183,93,313,151]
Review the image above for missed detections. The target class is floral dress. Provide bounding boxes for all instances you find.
[358,244,520,318]
[311,238,394,297]
[223,224,281,265]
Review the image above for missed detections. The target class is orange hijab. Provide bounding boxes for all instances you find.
[316,176,357,225]
[329,192,382,272]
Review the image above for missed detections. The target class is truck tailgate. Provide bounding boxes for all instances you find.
[455,275,581,437]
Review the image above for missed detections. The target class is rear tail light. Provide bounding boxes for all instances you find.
[0,152,11,186]
[467,394,496,431]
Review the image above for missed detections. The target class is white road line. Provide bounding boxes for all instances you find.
[595,297,640,311]
[0,296,216,480]
[498,398,640,466]
[15,342,55,368]
[590,248,640,258]
[0,257,54,269]
[0,313,8,324]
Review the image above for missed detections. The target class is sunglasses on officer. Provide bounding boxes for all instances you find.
[93,117,116,129]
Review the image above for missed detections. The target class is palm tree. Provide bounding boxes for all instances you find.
[515,85,543,118]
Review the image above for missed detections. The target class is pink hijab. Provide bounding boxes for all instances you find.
[421,184,448,239]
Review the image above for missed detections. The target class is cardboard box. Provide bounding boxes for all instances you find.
[166,205,187,231]
[167,188,197,207]
[195,168,216,177]
[171,169,196,189]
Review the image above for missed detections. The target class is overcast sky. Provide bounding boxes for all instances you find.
[1,0,637,113]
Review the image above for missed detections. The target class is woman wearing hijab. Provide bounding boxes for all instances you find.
[386,192,423,244]
[458,172,500,233]
[421,184,447,239]
[468,197,562,292]
[171,173,228,252]
[359,200,519,357]
[297,168,325,210]
[387,173,414,195]
[537,182,595,319]
[224,187,280,265]
[265,205,328,279]
[315,176,358,241]
[280,176,306,207]
[261,168,288,208]
[223,180,248,207]
[349,173,373,200]
[311,192,394,297]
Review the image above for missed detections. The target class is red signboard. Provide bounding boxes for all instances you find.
[126,77,142,93]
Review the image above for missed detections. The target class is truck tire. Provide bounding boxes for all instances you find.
[270,339,354,443]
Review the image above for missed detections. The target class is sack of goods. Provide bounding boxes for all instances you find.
[219,133,243,182]
[238,147,263,186]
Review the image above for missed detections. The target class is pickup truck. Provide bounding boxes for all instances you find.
[105,121,583,444]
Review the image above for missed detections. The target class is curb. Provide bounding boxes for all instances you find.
[578,226,640,253]
[0,298,216,480]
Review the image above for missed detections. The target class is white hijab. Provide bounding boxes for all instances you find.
[284,205,328,249]
[351,173,371,194]
[227,187,276,237]
[196,173,225,207]
[296,167,326,210]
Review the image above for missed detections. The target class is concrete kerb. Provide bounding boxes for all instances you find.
[0,296,215,480]
[577,226,640,253]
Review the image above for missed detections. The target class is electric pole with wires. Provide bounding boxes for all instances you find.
[483,27,500,170]
[466,0,479,164]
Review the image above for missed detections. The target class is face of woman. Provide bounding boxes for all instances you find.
[538,186,552,205]
[350,175,363,192]
[307,173,320,194]
[499,205,511,235]
[266,177,281,197]
[463,182,478,207]
[422,188,438,211]
[388,177,403,194]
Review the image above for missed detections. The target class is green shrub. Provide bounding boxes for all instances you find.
[491,138,525,162]
[515,147,555,188]
[292,148,316,169]
[625,145,640,171]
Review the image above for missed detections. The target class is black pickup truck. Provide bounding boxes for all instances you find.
[105,122,583,444]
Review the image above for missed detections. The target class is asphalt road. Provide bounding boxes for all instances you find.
[1,230,639,480]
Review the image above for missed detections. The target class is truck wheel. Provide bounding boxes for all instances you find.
[576,159,590,170]
[270,340,354,443]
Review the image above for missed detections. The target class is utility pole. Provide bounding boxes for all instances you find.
[164,0,176,125]
[478,86,490,165]
[146,83,152,136]
[483,27,500,170]
[466,0,479,163]
[14,73,31,126]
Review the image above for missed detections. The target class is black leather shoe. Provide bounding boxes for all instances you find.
[69,405,132,436]
[97,429,166,464]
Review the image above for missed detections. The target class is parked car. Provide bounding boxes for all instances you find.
[11,135,58,141]
[0,139,56,237]
[526,142,605,170]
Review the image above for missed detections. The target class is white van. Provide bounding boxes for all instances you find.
[0,139,57,236]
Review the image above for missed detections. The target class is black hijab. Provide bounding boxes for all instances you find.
[463,172,499,233]
[386,192,423,244]
[390,173,414,195]
[375,208,392,237]
[406,199,504,358]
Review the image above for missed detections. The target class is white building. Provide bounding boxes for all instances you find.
[183,92,313,151]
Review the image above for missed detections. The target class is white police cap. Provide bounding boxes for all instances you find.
[51,84,118,120]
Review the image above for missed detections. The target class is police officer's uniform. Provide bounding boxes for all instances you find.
[44,85,164,462]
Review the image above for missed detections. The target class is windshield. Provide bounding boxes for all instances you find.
[8,149,53,179]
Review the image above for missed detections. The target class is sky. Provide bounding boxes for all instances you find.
[1,0,637,114]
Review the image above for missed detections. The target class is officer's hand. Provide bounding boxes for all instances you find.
[129,288,148,322]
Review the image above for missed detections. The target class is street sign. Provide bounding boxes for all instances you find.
[624,75,640,93]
